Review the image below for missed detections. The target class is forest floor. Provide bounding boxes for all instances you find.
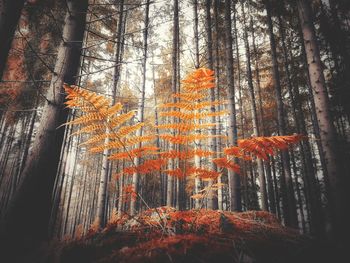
[46,208,341,263]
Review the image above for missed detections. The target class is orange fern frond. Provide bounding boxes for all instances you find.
[172,92,205,101]
[159,149,215,159]
[109,146,159,160]
[122,158,166,175]
[224,146,252,161]
[89,135,155,153]
[64,84,110,112]
[106,103,123,117]
[164,168,185,178]
[79,133,109,146]
[159,110,228,120]
[155,123,216,132]
[190,193,205,199]
[188,167,221,180]
[159,134,225,145]
[182,68,215,92]
[237,134,305,160]
[110,111,136,128]
[65,113,104,126]
[115,122,144,137]
[213,158,240,174]
[70,124,105,136]
[158,101,224,111]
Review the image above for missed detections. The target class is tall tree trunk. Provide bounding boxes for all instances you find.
[213,0,223,210]
[0,0,88,258]
[192,0,201,209]
[167,0,179,207]
[224,0,241,212]
[278,13,324,237]
[264,0,298,227]
[205,0,217,210]
[0,0,26,80]
[241,0,268,211]
[96,0,127,223]
[193,0,200,69]
[297,0,345,243]
[131,0,150,215]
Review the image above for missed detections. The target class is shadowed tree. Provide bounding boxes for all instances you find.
[0,1,88,259]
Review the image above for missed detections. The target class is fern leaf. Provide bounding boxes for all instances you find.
[80,133,109,146]
[110,111,136,128]
[65,113,104,126]
[106,103,123,117]
[70,124,105,136]
[172,92,205,101]
[109,146,158,160]
[164,168,185,178]
[115,122,144,137]
[224,146,252,161]
[188,167,221,180]
[213,158,240,174]
[237,135,305,160]
[122,159,166,175]
[89,135,155,153]
[155,123,216,132]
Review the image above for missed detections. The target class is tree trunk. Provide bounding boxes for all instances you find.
[224,0,241,212]
[96,0,127,223]
[278,13,324,237]
[264,0,298,227]
[167,0,179,207]
[205,0,217,210]
[297,0,345,243]
[241,0,268,211]
[193,0,200,69]
[131,0,150,214]
[213,0,223,210]
[0,0,87,257]
[0,0,26,80]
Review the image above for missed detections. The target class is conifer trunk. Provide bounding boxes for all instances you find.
[205,0,217,210]
[297,0,345,242]
[0,0,88,257]
[167,0,179,207]
[0,0,26,80]
[224,0,241,211]
[241,0,268,211]
[130,0,150,216]
[264,0,298,227]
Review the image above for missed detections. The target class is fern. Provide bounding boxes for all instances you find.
[63,84,153,169]
[63,68,307,209]
[226,135,305,161]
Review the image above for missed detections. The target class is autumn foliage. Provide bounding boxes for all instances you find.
[63,68,305,205]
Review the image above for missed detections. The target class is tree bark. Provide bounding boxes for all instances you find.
[205,0,217,210]
[241,0,268,211]
[297,0,345,242]
[0,0,26,80]
[0,0,88,257]
[224,0,241,212]
[264,0,298,227]
[131,0,150,215]
[167,0,179,207]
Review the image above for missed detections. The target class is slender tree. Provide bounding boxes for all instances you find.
[205,0,217,210]
[297,0,345,242]
[241,0,268,211]
[0,0,88,258]
[131,0,150,215]
[224,0,241,211]
[0,0,26,80]
[167,0,180,207]
[264,0,298,227]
